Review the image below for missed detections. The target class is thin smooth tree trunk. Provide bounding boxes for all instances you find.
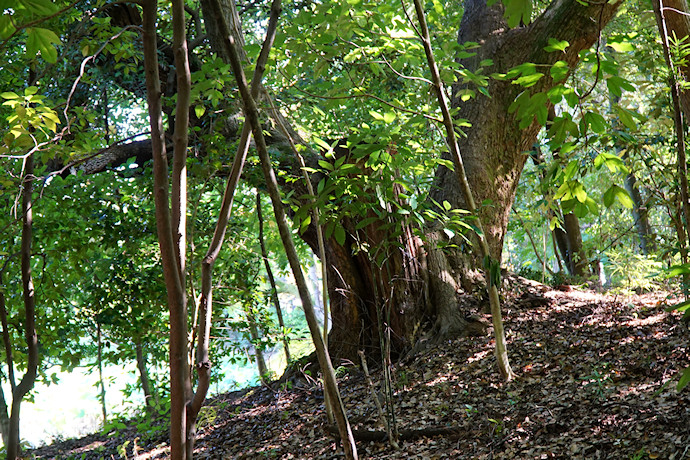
[247,311,269,383]
[135,340,157,414]
[190,0,284,446]
[0,265,14,446]
[97,322,107,424]
[220,18,358,457]
[8,152,39,460]
[256,191,291,363]
[654,0,690,290]
[142,2,190,458]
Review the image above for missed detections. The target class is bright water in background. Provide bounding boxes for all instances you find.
[3,360,260,449]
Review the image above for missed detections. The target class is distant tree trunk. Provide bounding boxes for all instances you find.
[562,213,589,277]
[135,339,158,414]
[610,87,657,255]
[624,169,656,255]
[97,322,107,424]
[531,144,590,278]
[247,312,269,383]
[8,152,40,460]
[256,191,291,363]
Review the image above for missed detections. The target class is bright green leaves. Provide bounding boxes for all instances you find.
[489,0,532,28]
[1,86,60,148]
[607,33,636,53]
[27,27,61,63]
[370,110,396,124]
[550,148,633,218]
[506,62,544,88]
[555,179,587,203]
[550,61,569,83]
[555,179,599,217]
[602,185,633,208]
[594,152,628,174]
[545,39,569,53]
[1,0,62,62]
[16,0,59,16]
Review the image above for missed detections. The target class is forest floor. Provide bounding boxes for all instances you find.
[27,280,690,459]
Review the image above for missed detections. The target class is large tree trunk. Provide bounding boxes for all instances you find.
[421,0,619,333]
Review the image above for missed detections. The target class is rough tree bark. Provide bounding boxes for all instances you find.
[424,0,619,334]
[653,0,690,266]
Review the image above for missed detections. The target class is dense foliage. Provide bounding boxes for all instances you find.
[0,0,689,456]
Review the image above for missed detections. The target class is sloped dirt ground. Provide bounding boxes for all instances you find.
[28,284,690,459]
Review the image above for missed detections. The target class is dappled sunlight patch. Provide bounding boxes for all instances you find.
[467,348,491,363]
[623,312,667,328]
[70,439,105,454]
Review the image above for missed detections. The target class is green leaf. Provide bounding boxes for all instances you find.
[602,185,632,208]
[369,110,384,121]
[544,38,569,52]
[299,214,311,233]
[27,27,61,63]
[503,0,532,28]
[678,366,690,391]
[608,35,635,53]
[616,106,638,130]
[0,14,16,40]
[18,0,58,15]
[594,152,628,173]
[665,263,690,278]
[550,61,569,82]
[1,91,19,100]
[194,105,205,118]
[547,114,579,145]
[513,72,544,88]
[573,182,587,203]
[317,160,334,171]
[584,111,607,134]
[584,196,598,215]
[607,75,635,98]
[334,225,346,245]
[383,112,396,124]
[564,160,579,181]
